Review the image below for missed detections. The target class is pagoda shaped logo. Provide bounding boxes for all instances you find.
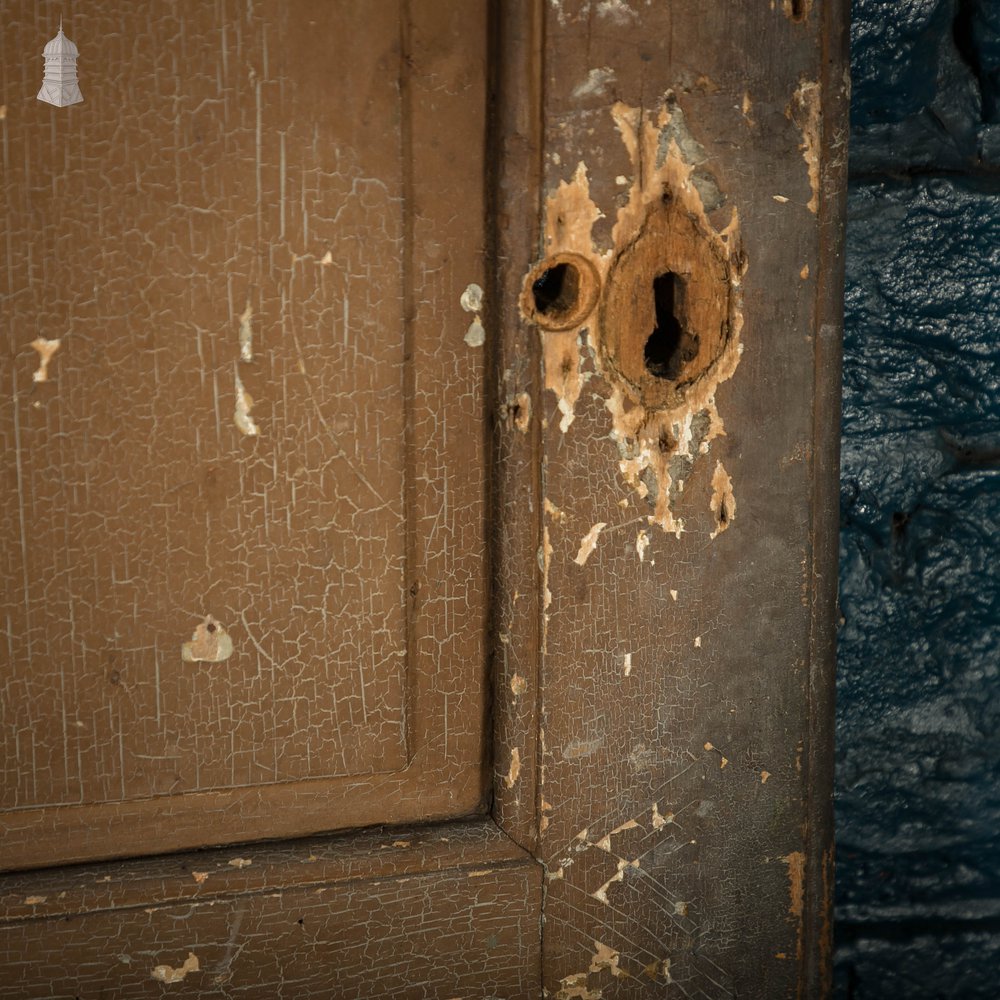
[37,20,83,107]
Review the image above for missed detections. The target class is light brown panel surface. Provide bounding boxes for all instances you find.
[509,1,847,996]
[0,821,542,999]
[1,1,489,868]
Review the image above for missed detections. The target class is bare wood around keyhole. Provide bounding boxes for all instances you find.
[599,191,734,410]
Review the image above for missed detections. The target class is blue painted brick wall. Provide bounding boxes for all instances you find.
[836,1,1000,996]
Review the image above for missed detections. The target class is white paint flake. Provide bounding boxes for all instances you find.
[572,67,616,100]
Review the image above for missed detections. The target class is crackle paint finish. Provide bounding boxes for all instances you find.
[0,1,846,996]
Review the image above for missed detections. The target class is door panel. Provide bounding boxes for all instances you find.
[0,1,848,996]
[0,821,541,999]
[1,0,489,868]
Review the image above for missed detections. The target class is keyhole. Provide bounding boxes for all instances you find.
[531,262,579,318]
[644,272,699,380]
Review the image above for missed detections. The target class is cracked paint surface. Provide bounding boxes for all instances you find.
[0,0,489,865]
[528,97,746,543]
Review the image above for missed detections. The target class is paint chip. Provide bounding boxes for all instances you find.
[30,337,61,382]
[623,652,632,676]
[636,529,649,561]
[511,673,528,697]
[238,303,254,361]
[234,370,260,436]
[709,460,736,538]
[151,953,199,984]
[574,522,607,566]
[181,616,234,663]
[504,748,521,789]
[460,283,483,313]
[227,857,252,869]
[464,318,485,347]
[572,67,617,100]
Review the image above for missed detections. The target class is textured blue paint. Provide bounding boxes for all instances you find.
[837,1,1000,996]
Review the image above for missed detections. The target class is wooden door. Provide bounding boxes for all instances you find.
[0,2,847,997]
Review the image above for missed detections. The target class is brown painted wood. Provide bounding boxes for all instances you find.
[1,0,490,869]
[521,1,848,996]
[0,1,847,996]
[0,820,541,998]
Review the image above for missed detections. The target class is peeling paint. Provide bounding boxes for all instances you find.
[192,871,209,884]
[761,770,771,784]
[788,80,821,213]
[461,282,486,347]
[181,616,234,663]
[596,0,637,24]
[574,522,607,565]
[589,940,627,977]
[651,802,673,829]
[30,337,61,383]
[622,652,632,676]
[511,673,528,697]
[238,302,254,361]
[635,529,649,561]
[555,973,602,1000]
[594,818,639,852]
[572,67,616,101]
[151,952,199,984]
[709,460,736,537]
[464,318,485,347]
[233,370,260,436]
[23,895,46,905]
[460,283,484,312]
[527,97,745,540]
[782,851,805,918]
[502,390,532,433]
[505,747,522,789]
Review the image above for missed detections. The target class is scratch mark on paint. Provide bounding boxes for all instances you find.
[30,337,61,382]
[788,80,821,213]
